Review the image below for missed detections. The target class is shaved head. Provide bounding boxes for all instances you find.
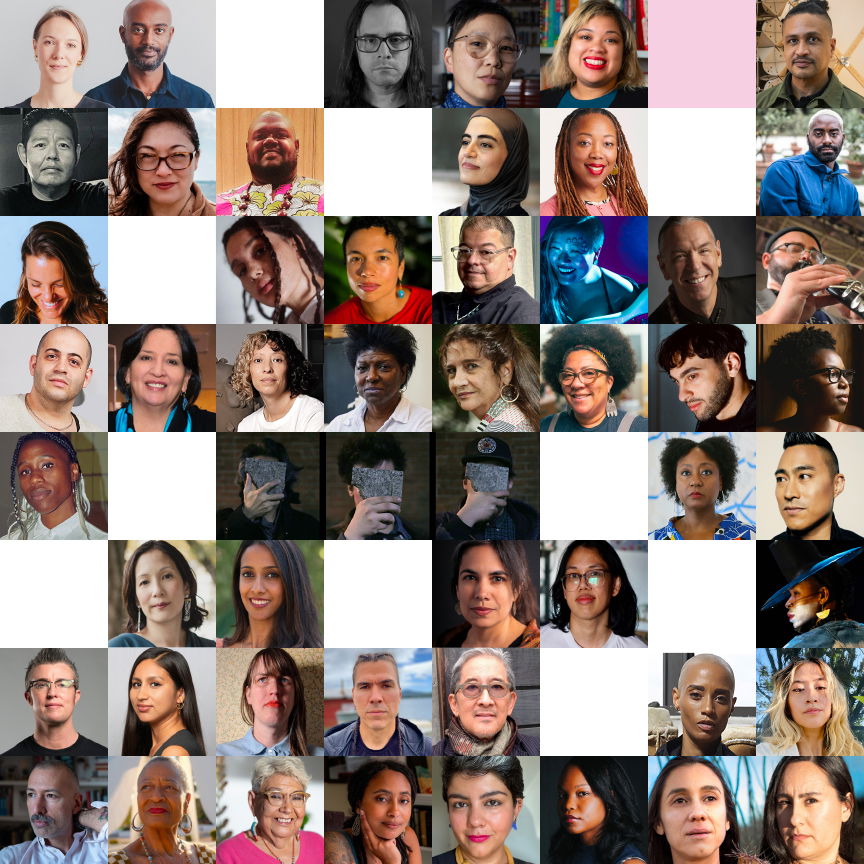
[123,0,172,27]
[35,327,92,368]
[677,653,735,692]
[245,111,299,186]
[247,111,295,141]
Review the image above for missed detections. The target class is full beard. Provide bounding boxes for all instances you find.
[696,372,734,421]
[126,42,168,72]
[251,155,298,187]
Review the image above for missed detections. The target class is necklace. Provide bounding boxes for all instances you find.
[24,394,77,431]
[238,182,295,215]
[454,301,481,323]
[256,831,300,864]
[139,836,192,864]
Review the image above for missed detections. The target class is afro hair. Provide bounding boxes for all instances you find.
[658,435,740,504]
[763,327,837,398]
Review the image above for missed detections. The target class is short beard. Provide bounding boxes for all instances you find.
[250,156,298,187]
[125,42,167,72]
[696,370,734,421]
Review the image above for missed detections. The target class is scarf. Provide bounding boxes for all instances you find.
[115,401,192,432]
[444,714,518,755]
[442,89,506,109]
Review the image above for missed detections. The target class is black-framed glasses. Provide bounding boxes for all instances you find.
[769,242,827,265]
[563,569,610,590]
[136,152,196,171]
[558,369,610,386]
[255,791,311,806]
[355,34,412,52]
[801,367,855,384]
[451,35,523,63]
[454,681,513,700]
[27,678,78,692]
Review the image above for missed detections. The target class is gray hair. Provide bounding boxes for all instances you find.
[657,217,716,257]
[139,757,191,796]
[808,109,843,132]
[251,756,310,792]
[448,647,515,694]
[29,758,80,791]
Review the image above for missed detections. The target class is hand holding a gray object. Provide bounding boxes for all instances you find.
[242,473,284,521]
[457,463,511,527]
[344,495,403,539]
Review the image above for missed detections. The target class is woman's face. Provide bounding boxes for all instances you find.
[796,349,852,416]
[345,227,405,307]
[250,341,289,399]
[137,760,190,830]
[444,340,510,418]
[560,349,613,420]
[244,658,295,732]
[568,113,619,189]
[455,544,518,634]
[774,761,851,864]
[249,772,307,842]
[16,439,78,517]
[546,229,596,285]
[567,15,624,91]
[25,255,70,322]
[787,661,831,730]
[354,348,406,408]
[226,228,278,308]
[134,548,187,629]
[358,769,412,841]
[126,328,192,413]
[459,116,508,186]
[447,771,521,863]
[238,543,285,625]
[674,447,722,512]
[355,4,411,91]
[561,545,620,624]
[135,122,199,213]
[34,16,83,86]
[558,765,606,843]
[654,763,729,864]
[130,658,183,727]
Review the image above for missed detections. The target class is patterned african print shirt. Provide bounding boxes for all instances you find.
[216,178,324,216]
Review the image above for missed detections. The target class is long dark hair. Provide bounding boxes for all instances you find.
[648,758,739,864]
[550,758,643,864]
[330,0,428,107]
[759,756,855,864]
[121,647,206,756]
[548,541,638,636]
[224,540,322,648]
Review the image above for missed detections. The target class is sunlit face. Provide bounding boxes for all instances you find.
[27,764,81,846]
[34,16,84,84]
[459,116,508,186]
[345,227,405,307]
[18,119,79,193]
[30,328,92,405]
[444,340,510,419]
[121,0,174,72]
[358,770,413,840]
[775,443,843,536]
[126,328,191,413]
[354,348,406,408]
[455,544,518,634]
[356,4,411,91]
[352,660,402,732]
[567,15,624,92]
[785,578,823,629]
[448,655,516,740]
[558,765,606,843]
[238,543,285,625]
[447,771,521,863]
[135,122,199,213]
[671,660,735,749]
[25,662,79,727]
[457,227,516,295]
[774,760,851,864]
[667,357,733,422]
[793,349,851,417]
[674,447,722,512]
[249,773,306,841]
[250,342,289,398]
[16,440,79,521]
[784,14,835,85]
[244,658,295,732]
[658,221,722,308]
[444,13,516,106]
[134,548,187,630]
[560,348,613,421]
[787,662,831,731]
[25,256,70,322]
[807,114,844,166]
[569,114,619,189]
[561,545,620,624]
[654,764,730,864]
[130,658,183,727]
[137,760,190,832]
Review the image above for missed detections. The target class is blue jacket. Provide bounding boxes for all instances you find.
[324,718,432,755]
[760,151,861,217]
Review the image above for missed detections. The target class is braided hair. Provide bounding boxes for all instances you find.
[553,109,647,217]
[7,432,93,540]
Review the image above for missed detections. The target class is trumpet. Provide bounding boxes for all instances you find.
[826,280,864,313]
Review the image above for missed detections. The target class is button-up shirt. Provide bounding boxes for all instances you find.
[0,817,107,864]
[326,396,432,432]
[760,151,861,217]
[84,64,214,107]
[216,728,291,756]
[756,70,864,110]
[0,513,107,540]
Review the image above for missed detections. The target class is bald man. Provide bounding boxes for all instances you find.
[656,653,747,756]
[216,110,324,216]
[85,0,214,107]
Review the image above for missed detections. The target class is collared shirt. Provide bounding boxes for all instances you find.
[756,70,864,110]
[0,817,107,864]
[0,513,107,541]
[432,276,540,324]
[216,728,291,756]
[760,151,861,217]
[84,64,214,107]
[216,180,324,217]
[326,395,432,432]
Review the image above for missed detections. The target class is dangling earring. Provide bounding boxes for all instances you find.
[351,814,362,836]
[131,813,144,832]
[183,596,191,622]
[177,700,185,712]
[137,606,142,631]
[181,391,189,411]
[512,821,518,831]
[179,813,193,835]
[500,383,519,403]
[249,820,258,839]
[610,164,619,176]
[396,278,405,299]
[606,396,618,417]
[816,597,830,620]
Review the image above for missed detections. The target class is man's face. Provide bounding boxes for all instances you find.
[762,230,823,286]
[456,227,516,295]
[25,662,80,727]
[355,3,412,91]
[352,659,401,733]
[30,328,93,406]
[121,0,174,72]
[671,659,735,750]
[774,444,843,535]
[447,654,516,740]
[666,354,734,422]
[807,114,844,166]
[783,13,835,86]
[17,120,78,192]
[27,765,81,848]
[246,114,299,185]
[657,221,722,308]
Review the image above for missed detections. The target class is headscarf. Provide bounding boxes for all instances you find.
[462,108,529,215]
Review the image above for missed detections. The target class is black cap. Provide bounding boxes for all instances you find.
[461,435,512,467]
[763,225,822,255]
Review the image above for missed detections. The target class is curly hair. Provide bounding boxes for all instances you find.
[230,329,318,407]
[552,109,647,217]
[658,436,740,504]
[656,324,749,379]
[344,324,418,382]
[542,0,644,91]
[108,108,200,216]
[222,217,324,325]
[438,325,540,430]
[337,433,406,484]
[542,323,637,397]
[16,222,107,324]
[764,326,838,399]
[761,657,864,756]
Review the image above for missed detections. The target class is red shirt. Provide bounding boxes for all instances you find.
[324,287,432,324]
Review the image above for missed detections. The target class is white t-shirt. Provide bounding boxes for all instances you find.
[237,394,325,432]
[540,622,646,648]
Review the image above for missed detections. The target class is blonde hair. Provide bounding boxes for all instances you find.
[763,657,864,756]
[542,0,644,91]
[33,7,88,62]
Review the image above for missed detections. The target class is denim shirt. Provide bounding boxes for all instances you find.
[760,151,861,217]
[216,728,291,756]
[85,63,214,107]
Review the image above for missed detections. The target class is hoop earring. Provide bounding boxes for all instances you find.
[500,384,519,403]
[605,396,618,417]
[177,701,185,712]
[183,596,191,622]
[131,812,144,833]
[179,813,193,835]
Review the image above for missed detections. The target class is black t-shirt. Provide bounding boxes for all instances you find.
[1,733,107,756]
[0,180,108,216]
[353,726,400,756]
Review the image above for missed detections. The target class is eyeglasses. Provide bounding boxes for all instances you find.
[451,35,523,64]
[355,34,412,52]
[558,369,610,386]
[136,152,196,171]
[27,679,78,692]
[801,367,856,384]
[255,791,311,806]
[454,681,513,700]
[451,245,512,262]
[769,242,827,264]
[563,569,610,590]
